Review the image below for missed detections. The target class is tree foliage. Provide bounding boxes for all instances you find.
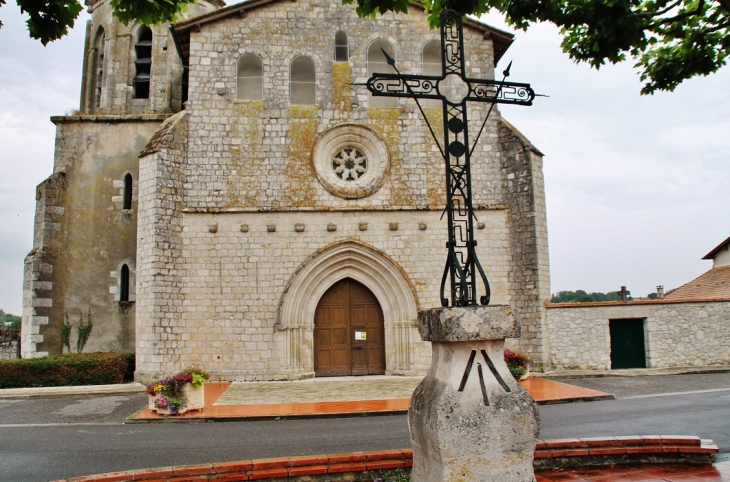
[0,310,20,330]
[11,0,83,45]
[108,0,197,27]
[2,0,727,93]
[343,0,730,94]
[0,0,195,45]
[551,290,628,302]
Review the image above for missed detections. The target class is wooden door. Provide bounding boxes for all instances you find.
[609,319,647,369]
[314,278,386,377]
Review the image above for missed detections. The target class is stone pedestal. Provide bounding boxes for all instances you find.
[409,306,539,481]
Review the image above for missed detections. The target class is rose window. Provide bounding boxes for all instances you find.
[332,148,367,181]
[312,124,388,199]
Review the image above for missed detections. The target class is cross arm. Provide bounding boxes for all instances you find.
[366,73,443,99]
[465,78,535,106]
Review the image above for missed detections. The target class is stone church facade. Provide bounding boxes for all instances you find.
[22,0,551,383]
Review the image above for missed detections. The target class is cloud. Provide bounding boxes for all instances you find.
[483,14,730,297]
[0,7,87,313]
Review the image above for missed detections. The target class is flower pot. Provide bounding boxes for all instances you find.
[149,393,189,416]
[154,405,188,416]
[519,368,530,381]
[183,383,205,411]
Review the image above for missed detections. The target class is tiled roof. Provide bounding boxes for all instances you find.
[703,235,730,260]
[664,265,730,301]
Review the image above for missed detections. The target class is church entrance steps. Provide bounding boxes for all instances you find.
[127,378,612,422]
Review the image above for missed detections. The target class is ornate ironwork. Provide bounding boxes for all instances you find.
[365,10,535,307]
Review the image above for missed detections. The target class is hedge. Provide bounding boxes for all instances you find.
[0,352,135,389]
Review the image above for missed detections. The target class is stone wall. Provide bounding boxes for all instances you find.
[0,330,20,360]
[22,116,166,357]
[133,0,551,381]
[135,112,189,380]
[135,205,515,381]
[499,121,551,368]
[183,1,503,212]
[0,341,19,360]
[546,300,730,370]
[22,171,67,357]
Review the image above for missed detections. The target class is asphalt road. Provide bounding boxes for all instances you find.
[0,373,728,481]
[562,372,730,399]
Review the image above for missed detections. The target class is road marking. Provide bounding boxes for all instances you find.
[622,388,730,399]
[0,422,123,428]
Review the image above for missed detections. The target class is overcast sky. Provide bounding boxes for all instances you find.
[0,3,728,315]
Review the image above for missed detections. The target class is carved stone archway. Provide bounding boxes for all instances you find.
[276,241,420,377]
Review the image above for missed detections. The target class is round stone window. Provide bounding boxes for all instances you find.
[313,124,389,199]
[333,148,368,181]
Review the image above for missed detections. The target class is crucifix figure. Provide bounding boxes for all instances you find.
[366,10,535,307]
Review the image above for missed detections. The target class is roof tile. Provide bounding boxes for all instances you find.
[664,266,730,301]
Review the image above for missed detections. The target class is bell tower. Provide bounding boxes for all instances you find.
[78,0,223,115]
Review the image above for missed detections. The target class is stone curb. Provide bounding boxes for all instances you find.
[535,365,730,379]
[0,382,146,399]
[52,436,720,481]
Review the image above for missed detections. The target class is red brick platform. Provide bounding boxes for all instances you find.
[54,436,722,481]
[130,378,612,422]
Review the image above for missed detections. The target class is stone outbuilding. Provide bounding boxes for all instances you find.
[21,0,552,382]
[546,236,730,370]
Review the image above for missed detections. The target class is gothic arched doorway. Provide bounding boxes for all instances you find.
[314,278,386,376]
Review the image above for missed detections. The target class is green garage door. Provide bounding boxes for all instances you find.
[609,319,647,369]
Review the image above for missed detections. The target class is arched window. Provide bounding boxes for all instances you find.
[290,55,316,105]
[134,27,152,99]
[334,31,348,61]
[120,264,130,302]
[236,53,263,100]
[367,39,398,108]
[422,40,442,108]
[92,28,106,109]
[123,173,133,209]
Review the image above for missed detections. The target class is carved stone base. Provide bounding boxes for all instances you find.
[409,306,539,482]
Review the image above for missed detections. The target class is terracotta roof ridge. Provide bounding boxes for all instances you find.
[547,296,730,308]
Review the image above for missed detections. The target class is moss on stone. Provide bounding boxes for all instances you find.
[285,106,318,207]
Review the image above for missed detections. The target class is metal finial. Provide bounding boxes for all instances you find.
[380,47,396,66]
[503,61,512,78]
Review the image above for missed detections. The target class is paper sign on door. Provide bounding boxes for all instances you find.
[355,331,367,340]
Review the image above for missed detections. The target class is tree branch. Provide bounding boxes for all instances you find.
[655,0,705,24]
[701,18,730,32]
[716,0,730,12]
[638,0,682,18]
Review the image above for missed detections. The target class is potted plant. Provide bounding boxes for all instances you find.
[504,349,531,380]
[146,368,210,415]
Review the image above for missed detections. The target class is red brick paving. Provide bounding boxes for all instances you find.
[535,461,730,481]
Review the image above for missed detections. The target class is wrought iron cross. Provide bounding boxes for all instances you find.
[366,10,535,307]
[619,286,631,302]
